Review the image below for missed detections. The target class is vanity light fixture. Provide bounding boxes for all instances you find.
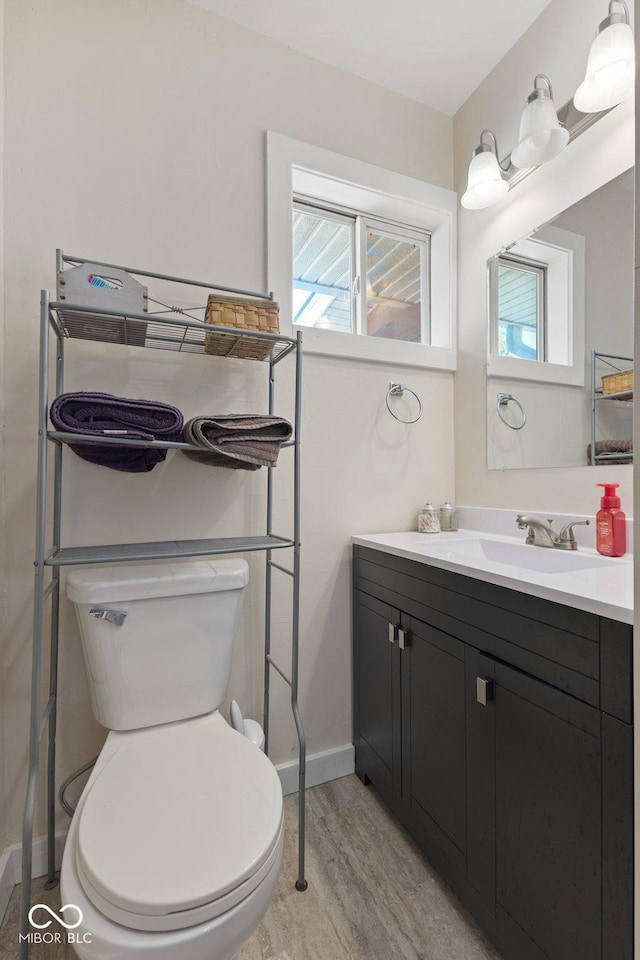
[511,75,569,169]
[574,0,634,113]
[460,130,509,210]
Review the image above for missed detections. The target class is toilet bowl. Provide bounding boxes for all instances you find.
[61,711,283,960]
[61,560,284,960]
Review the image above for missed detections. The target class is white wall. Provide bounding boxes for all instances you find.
[454,0,634,516]
[0,0,454,855]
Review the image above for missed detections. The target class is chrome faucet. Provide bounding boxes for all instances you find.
[516,515,590,550]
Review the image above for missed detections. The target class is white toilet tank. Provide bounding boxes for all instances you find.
[67,559,249,731]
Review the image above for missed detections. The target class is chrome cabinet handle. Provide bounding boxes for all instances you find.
[89,608,127,627]
[476,677,493,706]
[388,623,396,645]
[397,628,409,650]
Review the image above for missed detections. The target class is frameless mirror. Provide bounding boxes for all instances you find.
[486,167,634,470]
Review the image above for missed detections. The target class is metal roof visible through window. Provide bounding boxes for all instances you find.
[293,208,425,331]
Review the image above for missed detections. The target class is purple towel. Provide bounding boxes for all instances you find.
[50,392,184,473]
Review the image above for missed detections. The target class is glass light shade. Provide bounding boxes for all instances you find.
[511,96,569,168]
[574,21,635,112]
[461,150,508,210]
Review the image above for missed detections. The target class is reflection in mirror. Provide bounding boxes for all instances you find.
[487,168,634,470]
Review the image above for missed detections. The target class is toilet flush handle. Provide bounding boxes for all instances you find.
[89,608,127,626]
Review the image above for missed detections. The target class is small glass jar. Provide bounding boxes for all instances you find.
[439,501,459,532]
[418,502,441,534]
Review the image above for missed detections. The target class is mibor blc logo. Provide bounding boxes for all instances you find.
[18,903,93,946]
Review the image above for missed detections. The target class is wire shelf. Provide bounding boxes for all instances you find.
[47,430,295,453]
[45,535,295,566]
[48,430,198,452]
[50,302,297,363]
[594,389,633,402]
[593,452,633,462]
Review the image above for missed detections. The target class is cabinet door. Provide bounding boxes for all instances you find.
[491,660,602,960]
[401,615,467,870]
[354,591,402,798]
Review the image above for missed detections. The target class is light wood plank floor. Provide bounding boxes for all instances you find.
[1,775,503,960]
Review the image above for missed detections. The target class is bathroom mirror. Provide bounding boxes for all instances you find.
[486,167,634,470]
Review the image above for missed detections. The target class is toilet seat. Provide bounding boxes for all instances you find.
[76,717,283,932]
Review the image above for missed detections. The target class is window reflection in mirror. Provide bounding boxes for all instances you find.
[492,256,545,361]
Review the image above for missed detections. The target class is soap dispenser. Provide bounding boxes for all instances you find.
[595,482,626,557]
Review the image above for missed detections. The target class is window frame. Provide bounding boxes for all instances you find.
[266,132,457,371]
[360,216,430,344]
[292,200,356,333]
[293,195,431,344]
[489,253,547,362]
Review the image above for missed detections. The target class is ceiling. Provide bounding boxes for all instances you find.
[186,0,555,116]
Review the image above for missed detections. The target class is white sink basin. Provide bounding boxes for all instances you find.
[413,536,612,574]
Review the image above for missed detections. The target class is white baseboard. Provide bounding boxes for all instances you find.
[276,743,355,796]
[0,832,68,926]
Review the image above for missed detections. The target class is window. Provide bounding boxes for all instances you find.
[292,198,430,344]
[486,226,585,387]
[267,132,457,370]
[293,204,354,334]
[490,254,546,362]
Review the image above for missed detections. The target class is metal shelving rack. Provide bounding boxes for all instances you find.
[590,349,633,465]
[20,252,307,955]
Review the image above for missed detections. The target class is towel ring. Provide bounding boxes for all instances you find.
[386,382,423,424]
[497,393,526,430]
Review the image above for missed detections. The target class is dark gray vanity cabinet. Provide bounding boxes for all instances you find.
[353,545,633,960]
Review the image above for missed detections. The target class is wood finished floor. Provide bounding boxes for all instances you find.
[1,775,503,960]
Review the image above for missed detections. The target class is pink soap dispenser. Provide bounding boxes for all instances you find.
[595,483,626,558]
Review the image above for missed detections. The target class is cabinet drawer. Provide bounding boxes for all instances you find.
[355,546,632,723]
[357,546,599,640]
[357,563,598,708]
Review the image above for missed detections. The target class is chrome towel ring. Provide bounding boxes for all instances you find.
[386,382,423,424]
[497,392,526,430]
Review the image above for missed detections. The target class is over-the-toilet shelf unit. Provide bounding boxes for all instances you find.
[20,251,306,956]
[590,349,633,465]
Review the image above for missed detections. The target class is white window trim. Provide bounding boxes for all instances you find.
[486,226,586,387]
[266,132,457,370]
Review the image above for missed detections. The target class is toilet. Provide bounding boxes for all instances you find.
[60,559,283,960]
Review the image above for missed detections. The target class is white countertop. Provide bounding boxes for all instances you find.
[351,528,633,625]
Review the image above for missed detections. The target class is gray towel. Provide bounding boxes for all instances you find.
[587,439,633,464]
[183,415,293,470]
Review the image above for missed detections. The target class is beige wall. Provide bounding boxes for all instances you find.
[454,0,634,515]
[0,0,5,873]
[0,0,454,853]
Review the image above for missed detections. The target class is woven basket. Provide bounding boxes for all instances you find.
[204,295,279,360]
[602,369,634,395]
